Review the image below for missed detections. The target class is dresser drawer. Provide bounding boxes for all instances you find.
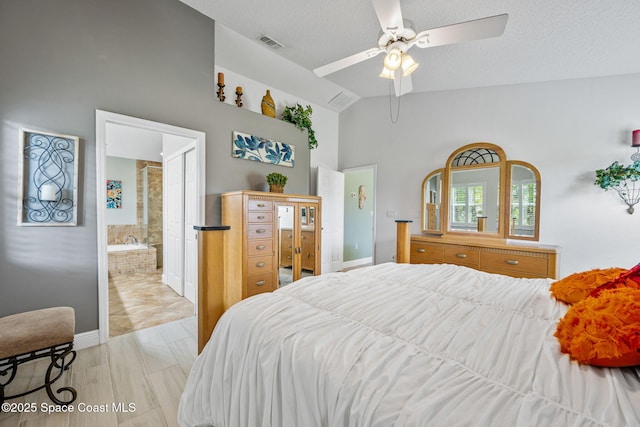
[248,224,273,239]
[248,199,273,211]
[247,211,273,223]
[248,238,274,256]
[479,250,549,277]
[443,246,479,267]
[247,255,273,275]
[410,241,444,263]
[246,273,275,297]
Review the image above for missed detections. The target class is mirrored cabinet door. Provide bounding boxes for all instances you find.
[277,204,295,287]
[300,205,316,279]
[276,202,320,287]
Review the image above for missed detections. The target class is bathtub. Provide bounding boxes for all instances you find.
[107,243,149,252]
[107,244,157,275]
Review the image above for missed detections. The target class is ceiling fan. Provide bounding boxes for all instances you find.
[313,0,508,96]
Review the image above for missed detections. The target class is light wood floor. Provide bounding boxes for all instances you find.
[0,316,197,427]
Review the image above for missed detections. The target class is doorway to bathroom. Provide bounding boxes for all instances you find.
[96,110,206,343]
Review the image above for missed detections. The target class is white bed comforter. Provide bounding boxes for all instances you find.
[178,263,640,427]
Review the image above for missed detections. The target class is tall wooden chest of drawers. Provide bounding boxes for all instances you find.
[222,191,322,306]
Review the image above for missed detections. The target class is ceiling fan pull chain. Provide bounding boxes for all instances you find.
[389,81,401,123]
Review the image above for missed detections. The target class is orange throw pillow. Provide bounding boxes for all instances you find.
[550,268,629,304]
[555,288,640,367]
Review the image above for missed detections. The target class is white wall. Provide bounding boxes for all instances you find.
[339,73,640,277]
[106,156,137,225]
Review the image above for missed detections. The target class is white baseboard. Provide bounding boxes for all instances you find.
[74,329,100,350]
[342,257,373,270]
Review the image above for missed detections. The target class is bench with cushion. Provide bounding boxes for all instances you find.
[0,307,77,405]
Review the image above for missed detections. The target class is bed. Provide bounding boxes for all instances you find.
[178,263,640,426]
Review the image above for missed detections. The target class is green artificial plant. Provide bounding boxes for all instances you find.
[594,161,640,190]
[266,172,288,187]
[594,161,640,214]
[282,103,318,150]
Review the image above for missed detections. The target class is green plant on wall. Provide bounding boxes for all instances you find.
[595,161,640,189]
[282,103,318,150]
[595,161,640,214]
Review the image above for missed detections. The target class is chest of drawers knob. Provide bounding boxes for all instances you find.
[456,253,467,259]
[505,259,519,265]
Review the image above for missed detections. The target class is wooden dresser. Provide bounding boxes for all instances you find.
[222,191,321,304]
[403,234,559,279]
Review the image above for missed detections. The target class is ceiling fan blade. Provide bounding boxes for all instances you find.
[393,73,412,97]
[313,48,383,77]
[372,0,405,35]
[412,13,508,49]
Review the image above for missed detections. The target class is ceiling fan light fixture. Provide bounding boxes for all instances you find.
[379,66,395,79]
[401,53,419,76]
[383,47,402,71]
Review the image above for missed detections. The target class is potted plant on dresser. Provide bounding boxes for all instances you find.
[266,172,288,193]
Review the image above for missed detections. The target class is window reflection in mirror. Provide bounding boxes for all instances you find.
[508,164,538,238]
[449,167,500,233]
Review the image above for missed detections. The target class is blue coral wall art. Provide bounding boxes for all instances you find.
[106,180,122,209]
[232,131,294,168]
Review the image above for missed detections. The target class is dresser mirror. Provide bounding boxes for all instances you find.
[507,162,540,240]
[421,143,541,241]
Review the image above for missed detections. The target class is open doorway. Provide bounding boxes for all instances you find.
[96,110,205,343]
[342,165,377,269]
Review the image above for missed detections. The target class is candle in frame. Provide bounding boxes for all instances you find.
[40,184,57,201]
[236,86,242,94]
[217,72,224,85]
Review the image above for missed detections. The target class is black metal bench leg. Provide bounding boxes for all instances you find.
[44,347,77,405]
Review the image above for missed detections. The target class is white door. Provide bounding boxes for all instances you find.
[166,154,184,295]
[317,167,345,273]
[183,148,198,304]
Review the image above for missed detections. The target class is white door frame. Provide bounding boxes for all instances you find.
[95,110,206,343]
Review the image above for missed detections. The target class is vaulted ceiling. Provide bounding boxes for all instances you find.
[181,0,640,108]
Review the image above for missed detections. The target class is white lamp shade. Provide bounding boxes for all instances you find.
[401,54,419,76]
[383,48,402,71]
[379,66,395,79]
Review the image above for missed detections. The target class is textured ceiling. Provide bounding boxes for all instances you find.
[181,0,640,101]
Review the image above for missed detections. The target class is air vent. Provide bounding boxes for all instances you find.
[256,34,285,50]
[328,91,358,108]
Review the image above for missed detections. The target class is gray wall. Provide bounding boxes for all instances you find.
[0,0,309,332]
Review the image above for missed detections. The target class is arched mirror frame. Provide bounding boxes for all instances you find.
[421,142,541,241]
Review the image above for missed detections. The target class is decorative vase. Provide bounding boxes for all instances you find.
[261,90,276,118]
[269,184,284,193]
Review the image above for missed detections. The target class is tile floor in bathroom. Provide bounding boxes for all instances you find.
[109,269,194,337]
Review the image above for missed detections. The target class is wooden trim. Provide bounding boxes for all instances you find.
[197,228,227,354]
[396,221,412,263]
